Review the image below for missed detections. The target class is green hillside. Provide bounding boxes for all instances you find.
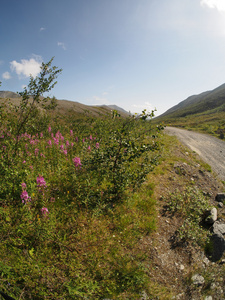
[156,83,225,138]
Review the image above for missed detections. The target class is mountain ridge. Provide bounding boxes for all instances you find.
[158,83,225,119]
[0,91,129,116]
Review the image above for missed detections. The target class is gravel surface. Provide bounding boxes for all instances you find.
[165,127,225,182]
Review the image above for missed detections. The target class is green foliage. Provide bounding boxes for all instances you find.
[0,61,163,299]
[167,187,212,246]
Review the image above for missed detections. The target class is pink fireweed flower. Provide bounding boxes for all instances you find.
[22,160,26,164]
[82,138,85,143]
[96,142,100,149]
[72,157,82,168]
[41,207,49,216]
[37,176,47,188]
[21,190,31,204]
[71,142,74,147]
[87,145,91,151]
[60,144,64,150]
[75,136,78,142]
[47,140,52,146]
[35,148,39,156]
[70,129,73,136]
[66,140,70,147]
[53,137,59,145]
[40,132,43,138]
[48,126,51,133]
[21,182,26,190]
[89,135,93,140]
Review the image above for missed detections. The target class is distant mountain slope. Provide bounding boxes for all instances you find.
[100,104,129,115]
[158,83,225,119]
[0,91,129,117]
[0,91,20,98]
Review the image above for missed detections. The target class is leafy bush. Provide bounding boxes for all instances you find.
[0,59,162,298]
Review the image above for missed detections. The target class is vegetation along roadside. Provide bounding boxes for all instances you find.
[0,59,225,299]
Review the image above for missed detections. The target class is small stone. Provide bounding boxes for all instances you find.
[210,283,216,290]
[216,193,225,202]
[205,208,217,224]
[203,257,210,266]
[204,296,213,300]
[191,274,205,286]
[218,202,224,208]
[180,264,185,270]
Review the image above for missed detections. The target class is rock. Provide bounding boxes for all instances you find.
[212,221,225,236]
[210,234,225,262]
[139,291,148,300]
[218,202,224,208]
[180,264,185,270]
[204,296,213,300]
[191,274,205,286]
[216,193,225,202]
[205,208,217,224]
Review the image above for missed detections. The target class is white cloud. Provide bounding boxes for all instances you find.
[132,101,155,112]
[57,42,66,50]
[40,27,46,31]
[200,0,225,12]
[92,96,110,105]
[2,71,11,80]
[10,55,42,78]
[21,84,27,90]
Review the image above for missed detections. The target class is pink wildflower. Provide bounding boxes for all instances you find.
[21,182,26,190]
[41,207,49,217]
[35,148,39,156]
[48,140,52,146]
[23,160,26,164]
[90,135,93,140]
[37,176,47,188]
[70,130,73,136]
[96,142,100,149]
[87,145,91,151]
[72,157,82,168]
[63,149,68,156]
[66,140,70,147]
[21,190,31,204]
[48,126,51,133]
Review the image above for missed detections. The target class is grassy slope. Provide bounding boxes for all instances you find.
[1,98,225,299]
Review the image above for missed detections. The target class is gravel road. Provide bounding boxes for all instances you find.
[165,127,225,182]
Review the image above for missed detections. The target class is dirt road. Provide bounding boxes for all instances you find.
[165,127,225,182]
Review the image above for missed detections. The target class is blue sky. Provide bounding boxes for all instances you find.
[1,0,225,115]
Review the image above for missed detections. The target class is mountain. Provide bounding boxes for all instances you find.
[100,104,130,114]
[158,83,225,119]
[0,91,129,117]
[0,91,20,98]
